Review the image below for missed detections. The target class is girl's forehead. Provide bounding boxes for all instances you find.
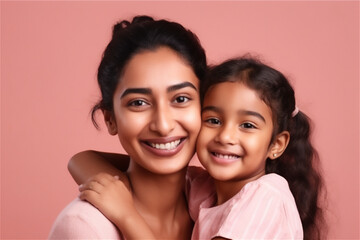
[203,82,272,119]
[204,82,256,102]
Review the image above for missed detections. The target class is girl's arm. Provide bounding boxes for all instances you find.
[68,150,130,185]
[79,173,155,239]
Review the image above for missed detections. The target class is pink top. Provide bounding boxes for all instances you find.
[187,169,303,240]
[49,167,302,239]
[48,198,123,239]
[48,166,203,239]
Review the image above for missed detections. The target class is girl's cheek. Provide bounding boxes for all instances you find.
[196,128,207,150]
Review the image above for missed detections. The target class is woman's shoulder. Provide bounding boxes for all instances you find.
[48,198,122,239]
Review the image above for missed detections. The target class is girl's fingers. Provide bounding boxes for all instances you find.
[113,173,131,190]
[91,172,117,186]
[79,190,105,211]
[79,189,99,203]
[79,173,115,191]
[79,172,130,195]
[79,180,103,193]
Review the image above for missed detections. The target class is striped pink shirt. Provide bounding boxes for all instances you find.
[187,168,303,240]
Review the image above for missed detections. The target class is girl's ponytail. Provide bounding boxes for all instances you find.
[280,111,325,239]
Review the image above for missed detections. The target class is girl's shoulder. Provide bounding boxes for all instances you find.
[214,174,303,239]
[252,173,294,201]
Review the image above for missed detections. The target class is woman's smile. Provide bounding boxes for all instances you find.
[110,47,201,174]
[140,136,186,157]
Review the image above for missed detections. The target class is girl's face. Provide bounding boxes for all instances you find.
[196,81,275,184]
[107,47,201,175]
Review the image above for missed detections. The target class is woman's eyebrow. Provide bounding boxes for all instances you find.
[120,88,152,99]
[120,82,196,99]
[167,82,197,92]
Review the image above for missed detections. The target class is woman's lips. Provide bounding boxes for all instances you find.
[141,137,186,157]
[149,139,181,150]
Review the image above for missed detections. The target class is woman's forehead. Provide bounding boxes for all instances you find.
[118,47,199,90]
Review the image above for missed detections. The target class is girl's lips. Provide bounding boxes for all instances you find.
[210,150,241,165]
[140,137,186,157]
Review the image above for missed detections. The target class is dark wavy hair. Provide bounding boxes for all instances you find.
[91,15,207,127]
[202,57,326,240]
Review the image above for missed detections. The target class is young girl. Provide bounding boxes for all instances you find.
[77,57,325,239]
[189,57,325,239]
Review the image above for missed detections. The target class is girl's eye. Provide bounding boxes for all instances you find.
[174,96,190,104]
[128,100,148,107]
[205,118,221,125]
[241,122,256,129]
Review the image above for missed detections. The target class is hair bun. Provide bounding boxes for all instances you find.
[131,15,154,24]
[112,20,130,38]
[112,15,154,38]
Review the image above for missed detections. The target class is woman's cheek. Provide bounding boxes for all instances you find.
[183,105,202,135]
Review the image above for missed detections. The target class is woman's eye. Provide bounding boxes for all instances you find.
[174,96,190,104]
[129,100,147,106]
[205,118,221,125]
[241,122,256,129]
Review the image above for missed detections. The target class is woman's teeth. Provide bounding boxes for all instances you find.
[150,140,181,150]
[214,153,239,159]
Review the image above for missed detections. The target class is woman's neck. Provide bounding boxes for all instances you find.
[126,161,191,239]
[127,161,187,217]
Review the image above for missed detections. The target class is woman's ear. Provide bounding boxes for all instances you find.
[268,131,290,159]
[103,110,117,135]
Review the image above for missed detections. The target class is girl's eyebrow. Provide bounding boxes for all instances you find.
[238,110,266,123]
[202,106,222,114]
[202,106,266,123]
[121,82,197,99]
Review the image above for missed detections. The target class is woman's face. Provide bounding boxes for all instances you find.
[107,47,201,175]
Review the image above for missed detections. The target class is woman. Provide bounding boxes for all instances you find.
[49,15,207,239]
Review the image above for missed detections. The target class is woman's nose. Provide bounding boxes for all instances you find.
[149,104,175,136]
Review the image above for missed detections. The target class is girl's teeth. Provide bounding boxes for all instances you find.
[215,153,239,159]
[151,140,181,150]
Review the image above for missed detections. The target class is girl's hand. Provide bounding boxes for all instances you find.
[79,173,155,239]
[78,172,134,225]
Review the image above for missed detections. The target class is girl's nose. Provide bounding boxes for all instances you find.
[149,103,175,136]
[215,124,238,145]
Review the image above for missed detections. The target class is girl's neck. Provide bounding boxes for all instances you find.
[214,172,265,205]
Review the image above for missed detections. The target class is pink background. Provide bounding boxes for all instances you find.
[1,1,359,239]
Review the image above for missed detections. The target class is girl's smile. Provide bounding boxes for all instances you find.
[196,81,274,185]
[209,149,242,164]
